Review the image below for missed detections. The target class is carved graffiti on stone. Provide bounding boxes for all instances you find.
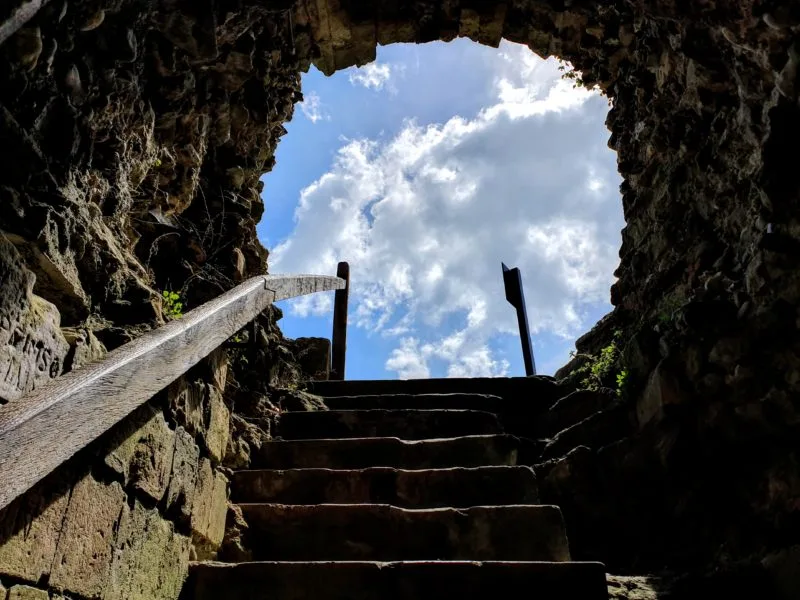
[0,235,69,403]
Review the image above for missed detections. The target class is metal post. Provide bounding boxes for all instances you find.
[330,261,350,380]
[502,262,536,376]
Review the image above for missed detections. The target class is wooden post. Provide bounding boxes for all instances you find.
[330,261,350,381]
[502,262,536,376]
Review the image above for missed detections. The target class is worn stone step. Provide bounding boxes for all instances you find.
[540,405,631,461]
[306,377,563,404]
[274,409,503,440]
[252,435,530,469]
[320,393,505,413]
[231,466,538,507]
[535,389,619,438]
[186,561,609,600]
[234,504,570,562]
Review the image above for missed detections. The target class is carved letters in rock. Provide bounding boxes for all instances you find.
[0,235,68,403]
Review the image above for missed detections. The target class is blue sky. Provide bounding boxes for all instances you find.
[257,39,623,380]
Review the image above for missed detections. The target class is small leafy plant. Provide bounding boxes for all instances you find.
[569,329,628,398]
[656,294,683,325]
[161,289,184,319]
[616,369,629,399]
[557,59,586,88]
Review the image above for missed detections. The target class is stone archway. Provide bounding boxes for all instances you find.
[1,0,799,577]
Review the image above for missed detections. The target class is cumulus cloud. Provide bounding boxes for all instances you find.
[385,338,431,379]
[298,91,328,123]
[271,41,623,378]
[348,62,394,91]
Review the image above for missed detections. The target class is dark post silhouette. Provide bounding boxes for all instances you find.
[330,261,350,380]
[502,262,536,376]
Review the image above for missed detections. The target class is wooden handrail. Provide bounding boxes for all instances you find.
[0,0,49,48]
[0,273,345,511]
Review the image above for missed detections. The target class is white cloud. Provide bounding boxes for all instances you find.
[385,338,431,379]
[348,62,394,91]
[384,332,510,379]
[272,41,623,378]
[298,91,328,123]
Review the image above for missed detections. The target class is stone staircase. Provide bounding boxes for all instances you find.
[182,379,610,599]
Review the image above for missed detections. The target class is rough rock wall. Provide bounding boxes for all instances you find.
[1,0,799,582]
[0,350,230,599]
[0,328,328,600]
[0,4,311,596]
[0,0,303,345]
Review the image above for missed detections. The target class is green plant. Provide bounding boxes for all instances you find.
[557,59,585,88]
[656,294,683,325]
[616,369,629,399]
[569,329,627,394]
[161,289,184,319]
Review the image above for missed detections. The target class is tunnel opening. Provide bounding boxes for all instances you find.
[0,0,799,588]
[260,39,624,381]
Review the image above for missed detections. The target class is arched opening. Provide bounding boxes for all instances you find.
[262,39,623,380]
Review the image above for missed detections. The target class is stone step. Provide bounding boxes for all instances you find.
[231,466,538,507]
[186,561,609,600]
[535,389,618,438]
[234,504,570,562]
[252,435,528,469]
[320,393,505,413]
[306,377,563,403]
[273,409,503,440]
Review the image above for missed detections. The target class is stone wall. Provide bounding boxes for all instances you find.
[0,3,310,592]
[0,349,230,600]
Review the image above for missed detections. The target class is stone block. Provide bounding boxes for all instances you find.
[6,586,47,600]
[537,389,618,438]
[50,476,126,598]
[105,501,191,600]
[541,406,631,461]
[205,386,230,464]
[638,360,684,428]
[0,579,6,598]
[0,235,69,402]
[208,348,228,393]
[376,20,417,45]
[103,404,175,502]
[478,4,507,47]
[61,327,107,370]
[164,427,200,523]
[459,8,480,40]
[190,459,229,559]
[2,232,90,325]
[167,378,206,436]
[291,337,330,380]
[0,473,71,583]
